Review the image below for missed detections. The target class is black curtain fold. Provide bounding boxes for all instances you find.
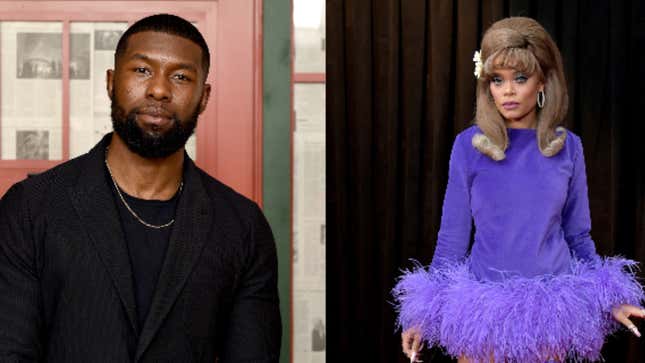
[328,0,645,362]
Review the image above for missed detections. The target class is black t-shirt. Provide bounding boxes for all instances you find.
[107,168,181,329]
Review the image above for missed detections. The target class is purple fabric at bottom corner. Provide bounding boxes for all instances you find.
[392,257,644,363]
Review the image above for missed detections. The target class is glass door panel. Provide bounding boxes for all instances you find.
[1,21,63,160]
[293,0,325,73]
[292,83,326,362]
[69,22,127,158]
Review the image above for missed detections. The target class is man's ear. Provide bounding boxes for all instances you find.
[198,83,212,114]
[106,69,114,100]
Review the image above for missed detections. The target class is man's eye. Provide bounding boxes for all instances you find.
[135,67,149,74]
[174,74,189,81]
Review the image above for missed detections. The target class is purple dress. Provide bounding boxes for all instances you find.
[393,126,643,362]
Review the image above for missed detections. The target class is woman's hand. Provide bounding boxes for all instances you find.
[401,326,424,362]
[611,304,645,337]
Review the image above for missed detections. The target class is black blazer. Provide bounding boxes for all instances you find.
[0,134,281,362]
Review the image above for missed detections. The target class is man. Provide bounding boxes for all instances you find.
[0,14,281,362]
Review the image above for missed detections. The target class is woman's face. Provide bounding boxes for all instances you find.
[489,68,543,129]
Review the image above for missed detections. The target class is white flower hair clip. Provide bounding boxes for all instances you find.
[473,50,483,79]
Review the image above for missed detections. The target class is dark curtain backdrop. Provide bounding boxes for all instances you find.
[327,0,645,362]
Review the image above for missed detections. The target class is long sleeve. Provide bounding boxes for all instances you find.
[0,184,42,362]
[392,132,474,343]
[431,133,473,268]
[561,135,600,263]
[220,203,281,363]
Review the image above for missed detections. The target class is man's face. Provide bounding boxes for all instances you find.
[107,31,211,158]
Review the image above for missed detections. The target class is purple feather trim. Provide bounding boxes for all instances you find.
[392,257,644,362]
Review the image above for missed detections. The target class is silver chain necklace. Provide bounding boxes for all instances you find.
[104,155,183,229]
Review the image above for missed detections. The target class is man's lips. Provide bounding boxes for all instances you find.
[502,102,519,110]
[136,108,172,126]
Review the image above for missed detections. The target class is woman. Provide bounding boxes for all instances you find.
[393,17,644,363]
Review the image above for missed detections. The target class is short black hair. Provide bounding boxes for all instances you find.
[114,13,210,77]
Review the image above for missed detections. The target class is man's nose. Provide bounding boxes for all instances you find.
[147,74,171,101]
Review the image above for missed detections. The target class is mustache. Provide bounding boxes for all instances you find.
[133,105,174,119]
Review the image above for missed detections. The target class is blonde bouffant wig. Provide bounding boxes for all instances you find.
[473,17,568,160]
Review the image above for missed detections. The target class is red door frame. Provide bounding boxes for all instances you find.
[0,0,264,205]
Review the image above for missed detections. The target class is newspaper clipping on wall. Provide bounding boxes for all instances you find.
[68,22,126,158]
[293,83,325,363]
[1,22,64,160]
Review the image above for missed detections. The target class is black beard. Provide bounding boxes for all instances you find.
[111,99,199,159]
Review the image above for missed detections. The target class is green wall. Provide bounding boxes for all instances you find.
[263,1,291,362]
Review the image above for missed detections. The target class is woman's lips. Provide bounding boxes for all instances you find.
[502,102,519,110]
